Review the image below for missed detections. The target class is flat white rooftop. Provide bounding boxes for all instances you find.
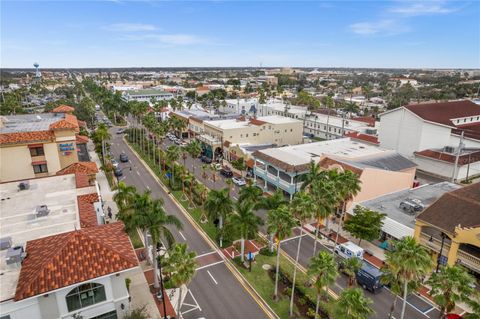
[257,138,391,166]
[205,115,301,130]
[0,113,65,134]
[0,174,81,301]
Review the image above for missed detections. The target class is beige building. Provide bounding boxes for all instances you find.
[0,105,90,182]
[197,115,304,160]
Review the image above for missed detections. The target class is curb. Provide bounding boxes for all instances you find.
[124,138,279,319]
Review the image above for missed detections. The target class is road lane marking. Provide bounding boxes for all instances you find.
[196,260,224,271]
[136,171,140,176]
[196,251,217,258]
[207,270,218,285]
[280,233,307,243]
[179,231,186,241]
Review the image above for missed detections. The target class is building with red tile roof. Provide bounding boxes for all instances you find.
[344,131,379,145]
[77,193,101,228]
[52,105,75,114]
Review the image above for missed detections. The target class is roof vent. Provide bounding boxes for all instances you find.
[444,146,455,153]
[35,115,42,121]
[35,205,50,218]
[6,246,26,265]
[0,237,12,251]
[18,181,30,191]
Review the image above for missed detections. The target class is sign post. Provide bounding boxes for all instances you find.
[247,252,254,272]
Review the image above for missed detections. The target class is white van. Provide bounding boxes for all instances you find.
[334,241,364,260]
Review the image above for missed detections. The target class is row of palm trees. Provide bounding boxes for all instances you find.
[113,182,197,317]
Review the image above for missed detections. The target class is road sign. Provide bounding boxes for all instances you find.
[247,252,254,261]
[165,172,172,179]
[439,255,448,266]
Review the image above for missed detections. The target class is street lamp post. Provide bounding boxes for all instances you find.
[157,243,168,319]
[436,233,447,273]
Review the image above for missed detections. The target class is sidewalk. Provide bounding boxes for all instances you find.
[88,141,118,222]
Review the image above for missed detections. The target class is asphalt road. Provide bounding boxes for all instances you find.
[109,128,270,319]
[118,122,440,319]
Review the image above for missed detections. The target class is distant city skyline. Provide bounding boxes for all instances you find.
[1,1,479,69]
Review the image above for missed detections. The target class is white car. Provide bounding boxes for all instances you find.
[111,159,119,168]
[232,177,246,186]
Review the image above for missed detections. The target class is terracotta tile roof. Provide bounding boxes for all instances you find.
[252,150,311,173]
[15,222,138,300]
[352,116,376,127]
[52,105,75,113]
[417,183,480,234]
[344,132,379,145]
[75,173,91,188]
[49,114,79,131]
[57,162,99,175]
[452,122,480,140]
[246,158,254,168]
[404,100,480,127]
[77,193,100,228]
[223,140,231,147]
[249,118,267,126]
[318,157,363,175]
[414,149,480,165]
[0,131,54,145]
[76,135,89,144]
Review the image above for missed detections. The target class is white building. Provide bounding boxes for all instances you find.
[122,89,174,102]
[378,100,480,181]
[0,174,138,319]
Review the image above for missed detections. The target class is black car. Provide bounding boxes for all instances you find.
[201,156,212,164]
[114,167,123,177]
[119,153,129,162]
[220,168,233,178]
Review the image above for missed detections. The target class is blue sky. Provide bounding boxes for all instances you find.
[1,1,479,68]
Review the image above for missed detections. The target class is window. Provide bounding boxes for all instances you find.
[65,283,106,312]
[30,147,45,156]
[91,310,117,319]
[246,134,249,137]
[33,164,48,174]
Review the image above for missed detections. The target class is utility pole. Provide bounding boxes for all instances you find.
[451,130,464,183]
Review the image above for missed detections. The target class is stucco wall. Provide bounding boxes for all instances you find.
[0,145,35,182]
[0,298,42,319]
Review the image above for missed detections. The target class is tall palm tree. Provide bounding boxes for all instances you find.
[136,198,183,290]
[385,236,432,319]
[230,201,263,262]
[299,160,322,191]
[427,265,475,318]
[163,243,197,318]
[333,287,374,319]
[310,177,337,256]
[343,257,363,287]
[165,144,181,187]
[113,182,137,211]
[257,189,288,252]
[266,205,297,301]
[238,185,263,207]
[332,170,361,254]
[117,190,151,234]
[308,251,338,318]
[289,191,315,316]
[186,140,202,175]
[204,188,234,247]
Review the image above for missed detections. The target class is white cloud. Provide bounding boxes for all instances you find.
[389,1,458,17]
[103,23,158,32]
[349,19,410,36]
[120,33,209,45]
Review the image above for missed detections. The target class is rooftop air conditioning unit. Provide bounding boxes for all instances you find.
[6,246,26,265]
[35,205,50,218]
[366,128,377,135]
[0,237,12,250]
[444,146,455,153]
[18,181,30,191]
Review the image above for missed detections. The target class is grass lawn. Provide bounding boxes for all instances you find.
[128,229,144,249]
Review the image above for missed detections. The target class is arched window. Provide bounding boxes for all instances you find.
[66,283,106,312]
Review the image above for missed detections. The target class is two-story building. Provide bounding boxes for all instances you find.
[122,89,174,102]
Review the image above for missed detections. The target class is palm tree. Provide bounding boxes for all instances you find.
[230,201,262,262]
[308,251,338,318]
[385,236,432,319]
[333,287,374,319]
[427,265,475,318]
[186,140,202,175]
[201,164,209,181]
[135,198,183,290]
[238,185,263,207]
[343,257,363,287]
[165,144,181,188]
[332,170,361,254]
[266,205,297,301]
[117,191,151,234]
[163,243,197,318]
[225,178,233,195]
[288,191,315,316]
[204,188,234,247]
[299,160,322,191]
[113,182,137,211]
[257,189,288,253]
[310,177,337,256]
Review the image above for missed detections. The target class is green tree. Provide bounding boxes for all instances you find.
[165,145,181,188]
[257,189,288,252]
[204,188,234,247]
[266,205,296,301]
[385,236,432,319]
[299,160,322,191]
[229,201,262,262]
[333,287,374,319]
[113,182,137,212]
[231,158,246,177]
[308,251,339,318]
[342,257,363,287]
[238,185,263,207]
[186,140,202,175]
[289,191,315,316]
[163,243,197,317]
[427,265,476,318]
[343,206,386,245]
[136,198,183,290]
[124,306,149,319]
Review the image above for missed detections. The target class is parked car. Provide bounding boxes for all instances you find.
[232,177,246,186]
[114,167,123,177]
[356,262,384,294]
[119,153,129,163]
[334,241,364,260]
[201,156,212,164]
[111,159,119,168]
[116,128,125,134]
[211,163,221,171]
[220,168,233,178]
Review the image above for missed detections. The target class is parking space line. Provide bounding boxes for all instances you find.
[179,231,186,241]
[207,270,218,285]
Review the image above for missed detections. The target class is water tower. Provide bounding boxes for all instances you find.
[33,62,41,79]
